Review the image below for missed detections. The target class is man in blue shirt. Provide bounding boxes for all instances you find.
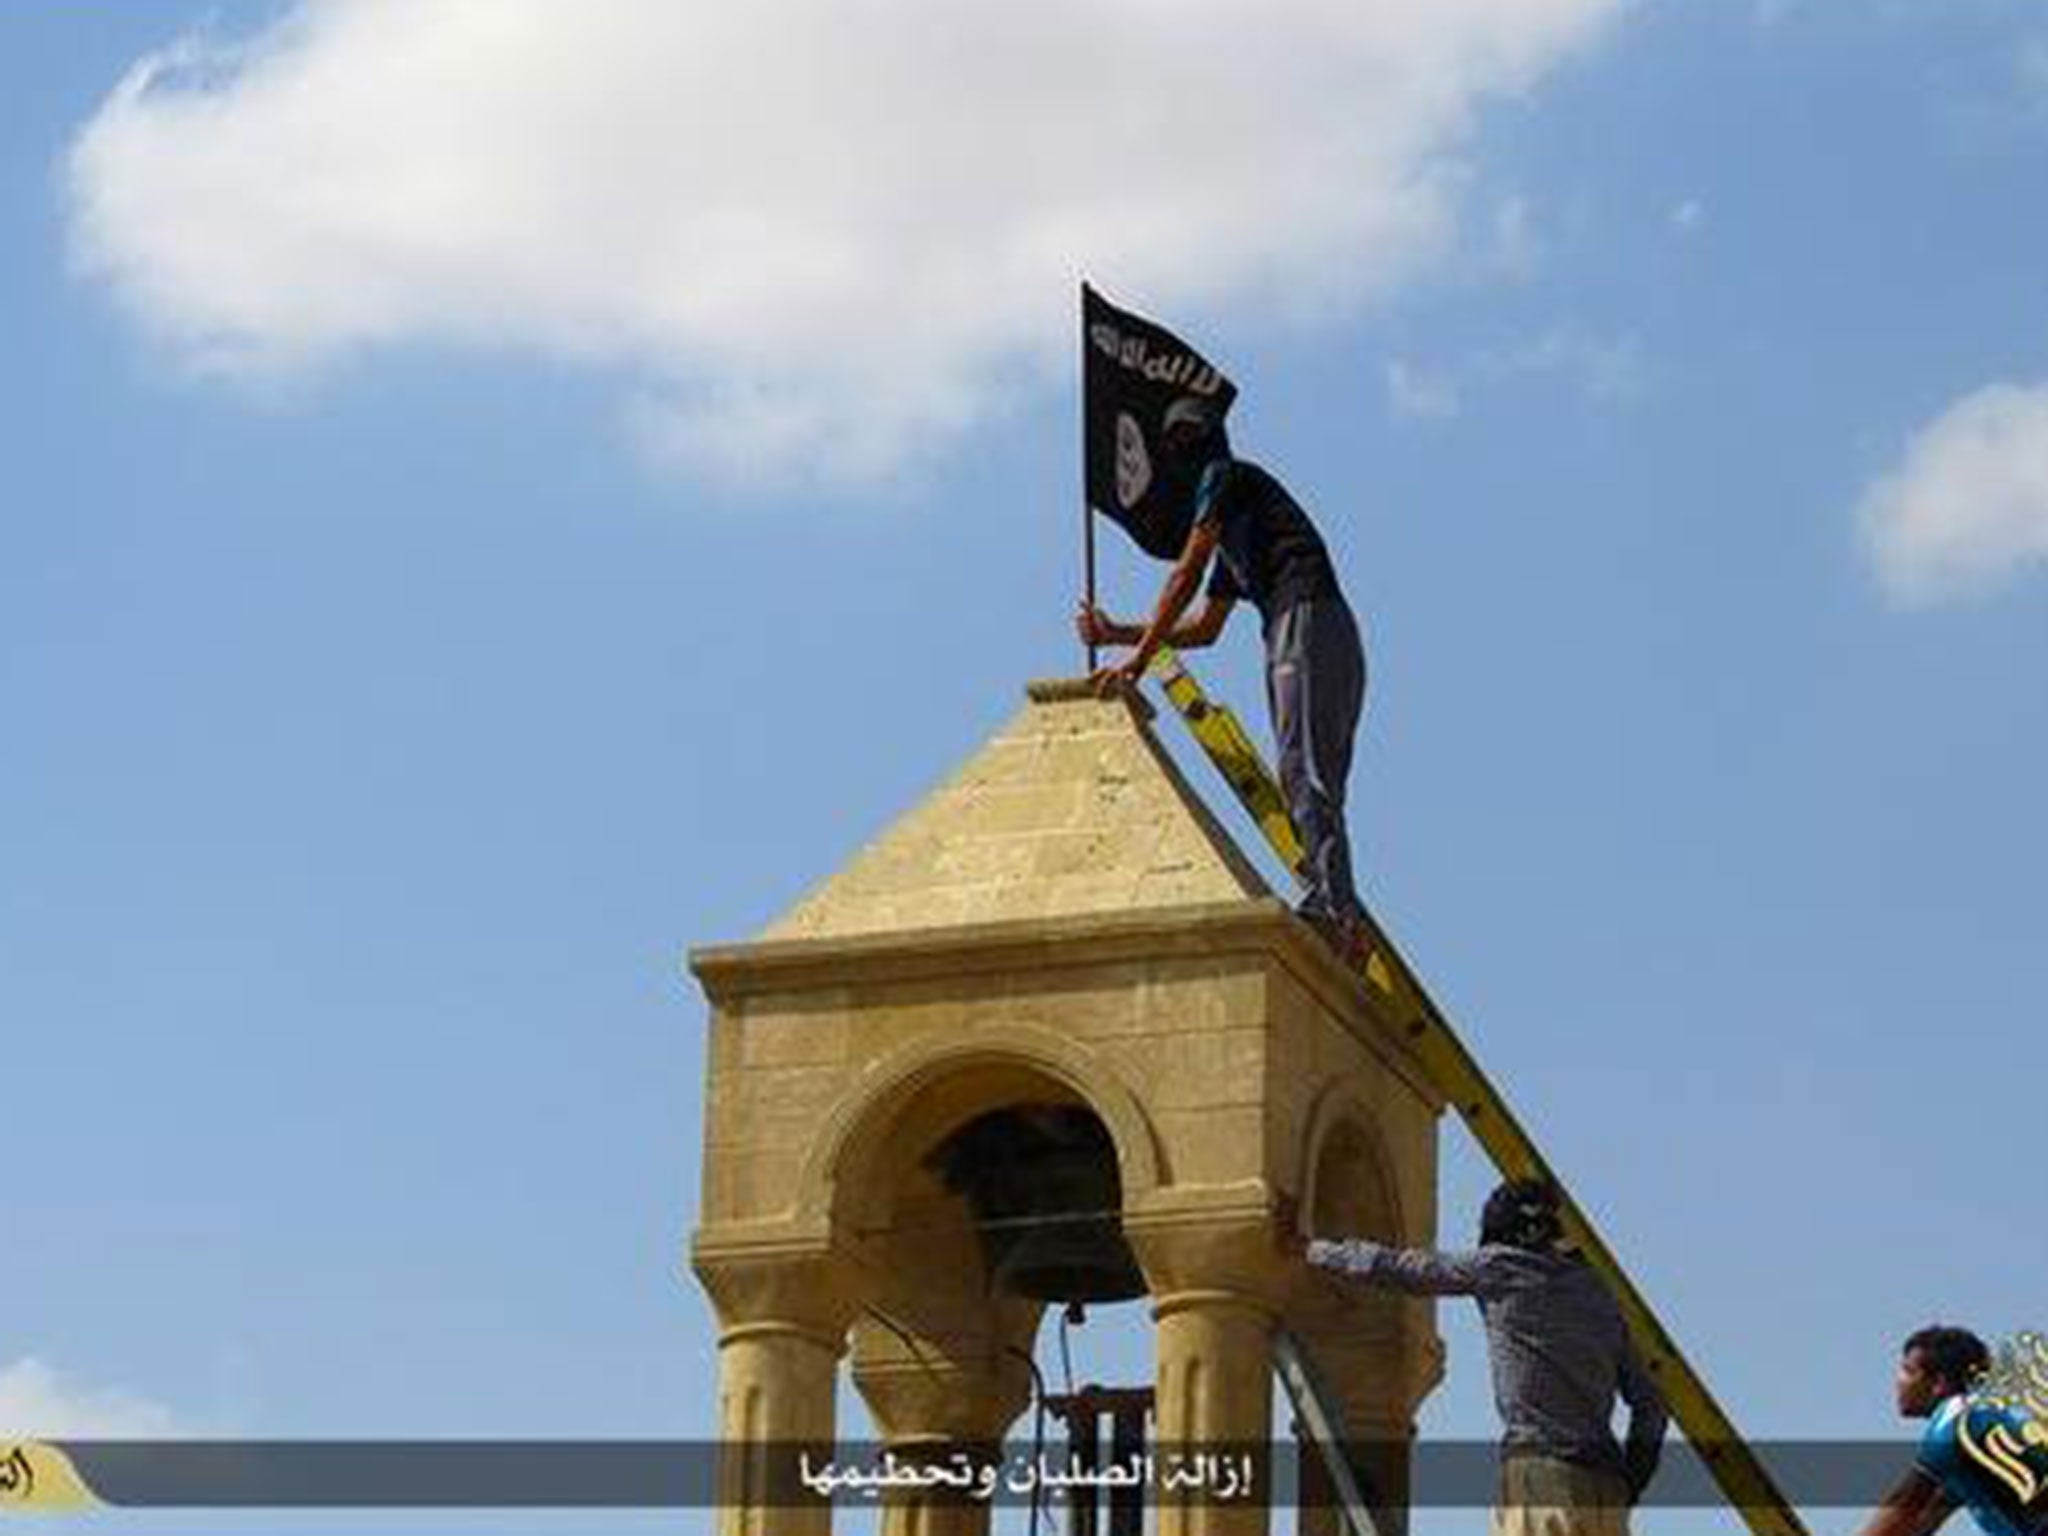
[1078,398,1370,962]
[1856,1326,2048,1536]
[1294,1178,1666,1536]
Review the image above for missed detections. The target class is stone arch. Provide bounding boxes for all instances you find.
[794,1021,1164,1241]
[1288,1079,1441,1532]
[1298,1079,1406,1243]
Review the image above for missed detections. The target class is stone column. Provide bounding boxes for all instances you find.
[849,1302,1036,1536]
[1286,1296,1442,1536]
[696,1246,863,1536]
[1129,1210,1293,1536]
[1293,1404,1416,1536]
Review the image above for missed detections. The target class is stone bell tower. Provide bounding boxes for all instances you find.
[687,681,1446,1536]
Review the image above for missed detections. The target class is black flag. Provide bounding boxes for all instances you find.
[1082,284,1238,560]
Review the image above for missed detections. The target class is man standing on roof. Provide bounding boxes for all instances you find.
[1852,1326,2048,1536]
[1293,1178,1667,1536]
[1077,397,1370,962]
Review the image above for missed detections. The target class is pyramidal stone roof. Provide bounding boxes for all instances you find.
[761,680,1272,941]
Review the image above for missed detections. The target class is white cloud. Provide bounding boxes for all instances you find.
[1860,381,2048,604]
[1483,326,1646,403]
[0,1357,178,1437]
[1669,198,1704,234]
[1386,358,1463,421]
[1488,194,1543,281]
[1386,324,1646,423]
[66,0,1627,487]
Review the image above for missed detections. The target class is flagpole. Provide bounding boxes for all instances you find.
[1080,282,1098,676]
[1083,501,1098,676]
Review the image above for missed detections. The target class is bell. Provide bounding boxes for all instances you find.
[990,1213,1148,1303]
[931,1105,1147,1304]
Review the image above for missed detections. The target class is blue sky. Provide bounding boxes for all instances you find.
[5,2,2048,1533]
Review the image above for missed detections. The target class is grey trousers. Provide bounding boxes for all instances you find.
[1265,596,1366,925]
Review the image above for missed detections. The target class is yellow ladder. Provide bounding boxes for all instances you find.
[1146,646,1808,1536]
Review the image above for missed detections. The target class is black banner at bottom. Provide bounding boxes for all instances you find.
[0,1439,1948,1509]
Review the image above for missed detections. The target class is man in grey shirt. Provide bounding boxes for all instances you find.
[1300,1178,1667,1536]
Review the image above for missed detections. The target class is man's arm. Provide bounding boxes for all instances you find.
[1077,592,1233,652]
[1616,1339,1669,1500]
[1303,1238,1492,1297]
[1854,1467,1953,1536]
[1088,517,1224,693]
[1169,590,1234,648]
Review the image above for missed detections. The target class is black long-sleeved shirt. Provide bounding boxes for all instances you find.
[1306,1238,1668,1491]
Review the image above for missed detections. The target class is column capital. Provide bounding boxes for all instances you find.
[849,1305,1036,1446]
[692,1228,866,1343]
[1282,1295,1445,1418]
[1125,1197,1295,1312]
